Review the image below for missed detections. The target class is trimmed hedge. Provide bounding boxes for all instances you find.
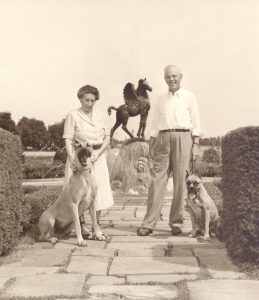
[53,148,67,163]
[194,160,222,177]
[0,129,23,255]
[23,160,65,179]
[222,126,259,265]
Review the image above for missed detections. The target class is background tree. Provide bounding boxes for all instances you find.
[17,117,49,150]
[0,112,18,134]
[202,147,220,164]
[200,136,221,146]
[48,119,65,149]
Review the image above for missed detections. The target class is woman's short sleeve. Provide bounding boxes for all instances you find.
[63,112,75,140]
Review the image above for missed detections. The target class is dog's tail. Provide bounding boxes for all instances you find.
[33,224,41,242]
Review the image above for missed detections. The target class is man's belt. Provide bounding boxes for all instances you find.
[160,129,190,133]
[92,144,102,150]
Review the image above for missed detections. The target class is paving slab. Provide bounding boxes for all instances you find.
[103,209,136,215]
[85,296,124,300]
[88,284,178,299]
[10,248,71,267]
[209,270,247,279]
[59,297,115,300]
[23,242,56,250]
[54,238,106,249]
[87,275,125,285]
[117,246,192,257]
[107,242,200,252]
[0,266,60,277]
[187,279,259,300]
[193,248,240,272]
[107,242,165,250]
[186,241,226,249]
[111,235,200,244]
[109,257,199,275]
[67,256,109,275]
[2,274,86,298]
[72,247,115,257]
[103,227,137,236]
[0,276,11,289]
[127,274,197,284]
[117,246,165,257]
[193,248,228,256]
[99,215,128,221]
[151,228,194,235]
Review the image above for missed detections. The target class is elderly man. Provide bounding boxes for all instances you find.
[137,65,202,236]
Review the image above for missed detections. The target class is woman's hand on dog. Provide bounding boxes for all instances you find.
[69,157,77,172]
[91,151,100,163]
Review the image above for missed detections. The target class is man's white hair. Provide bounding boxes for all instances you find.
[164,65,182,75]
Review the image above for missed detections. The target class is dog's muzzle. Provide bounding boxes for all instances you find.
[77,148,92,166]
[187,186,197,194]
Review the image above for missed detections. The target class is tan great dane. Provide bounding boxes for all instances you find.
[38,143,106,246]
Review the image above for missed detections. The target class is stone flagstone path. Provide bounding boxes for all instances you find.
[0,198,258,299]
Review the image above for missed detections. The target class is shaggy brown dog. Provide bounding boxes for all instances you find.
[185,171,220,241]
[38,143,105,246]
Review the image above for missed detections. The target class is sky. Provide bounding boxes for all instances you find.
[0,0,259,139]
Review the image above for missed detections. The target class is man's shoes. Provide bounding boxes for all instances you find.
[137,227,153,236]
[171,226,182,236]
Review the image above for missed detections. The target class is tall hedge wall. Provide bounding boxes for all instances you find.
[0,129,23,255]
[221,126,259,265]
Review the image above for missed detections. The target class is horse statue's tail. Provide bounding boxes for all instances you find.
[107,106,117,115]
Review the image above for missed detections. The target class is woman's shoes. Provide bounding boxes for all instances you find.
[137,227,153,236]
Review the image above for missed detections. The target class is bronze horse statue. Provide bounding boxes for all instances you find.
[108,78,152,139]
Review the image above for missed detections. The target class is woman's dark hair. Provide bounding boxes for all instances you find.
[77,85,100,100]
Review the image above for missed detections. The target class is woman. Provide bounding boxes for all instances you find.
[63,85,113,224]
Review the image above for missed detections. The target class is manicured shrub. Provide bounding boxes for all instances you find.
[53,148,67,163]
[202,147,220,164]
[221,126,259,265]
[193,159,222,177]
[0,129,23,255]
[23,160,65,179]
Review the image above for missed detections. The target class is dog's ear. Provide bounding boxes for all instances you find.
[186,170,191,179]
[88,145,93,153]
[192,172,201,181]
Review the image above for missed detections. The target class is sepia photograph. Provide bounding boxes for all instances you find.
[0,0,258,299]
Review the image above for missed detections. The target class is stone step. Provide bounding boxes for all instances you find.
[2,274,86,298]
[187,279,259,300]
[88,284,178,299]
[109,256,199,275]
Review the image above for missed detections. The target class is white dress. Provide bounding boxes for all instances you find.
[63,108,113,211]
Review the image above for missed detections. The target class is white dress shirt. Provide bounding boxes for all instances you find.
[149,88,202,137]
